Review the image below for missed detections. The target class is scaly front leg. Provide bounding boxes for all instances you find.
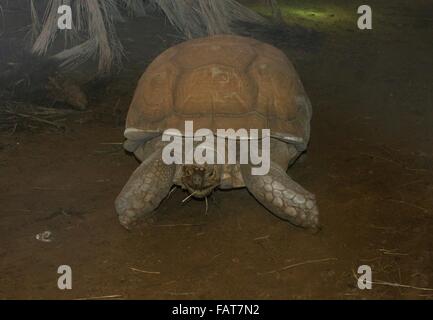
[115,151,175,229]
[241,162,320,230]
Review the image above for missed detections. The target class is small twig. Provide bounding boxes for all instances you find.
[129,267,160,275]
[254,235,270,241]
[210,252,223,262]
[167,186,177,199]
[379,248,409,256]
[4,110,64,129]
[386,199,430,214]
[396,179,425,189]
[182,192,196,204]
[75,294,122,300]
[153,223,206,227]
[360,152,403,167]
[370,280,433,291]
[8,123,17,136]
[205,196,208,215]
[361,152,432,174]
[351,270,433,292]
[100,142,123,145]
[165,291,196,296]
[259,258,338,275]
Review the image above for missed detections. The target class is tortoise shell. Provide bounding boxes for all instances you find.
[125,35,312,149]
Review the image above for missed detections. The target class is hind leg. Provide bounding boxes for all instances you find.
[115,151,175,229]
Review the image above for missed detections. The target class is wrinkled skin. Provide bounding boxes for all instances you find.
[181,164,221,198]
[115,139,319,231]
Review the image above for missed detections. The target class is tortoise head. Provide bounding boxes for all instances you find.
[181,164,221,198]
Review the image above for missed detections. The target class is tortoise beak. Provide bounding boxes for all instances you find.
[191,172,205,189]
[182,165,220,198]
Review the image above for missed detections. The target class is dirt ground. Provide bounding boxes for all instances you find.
[0,0,432,299]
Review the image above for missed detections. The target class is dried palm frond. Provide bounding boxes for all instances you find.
[120,0,149,17]
[52,38,97,71]
[31,0,63,56]
[268,0,283,23]
[29,0,267,75]
[29,0,41,42]
[86,0,124,74]
[31,0,124,76]
[154,0,267,38]
[0,3,6,37]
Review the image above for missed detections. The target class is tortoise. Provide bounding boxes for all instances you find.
[115,35,319,230]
